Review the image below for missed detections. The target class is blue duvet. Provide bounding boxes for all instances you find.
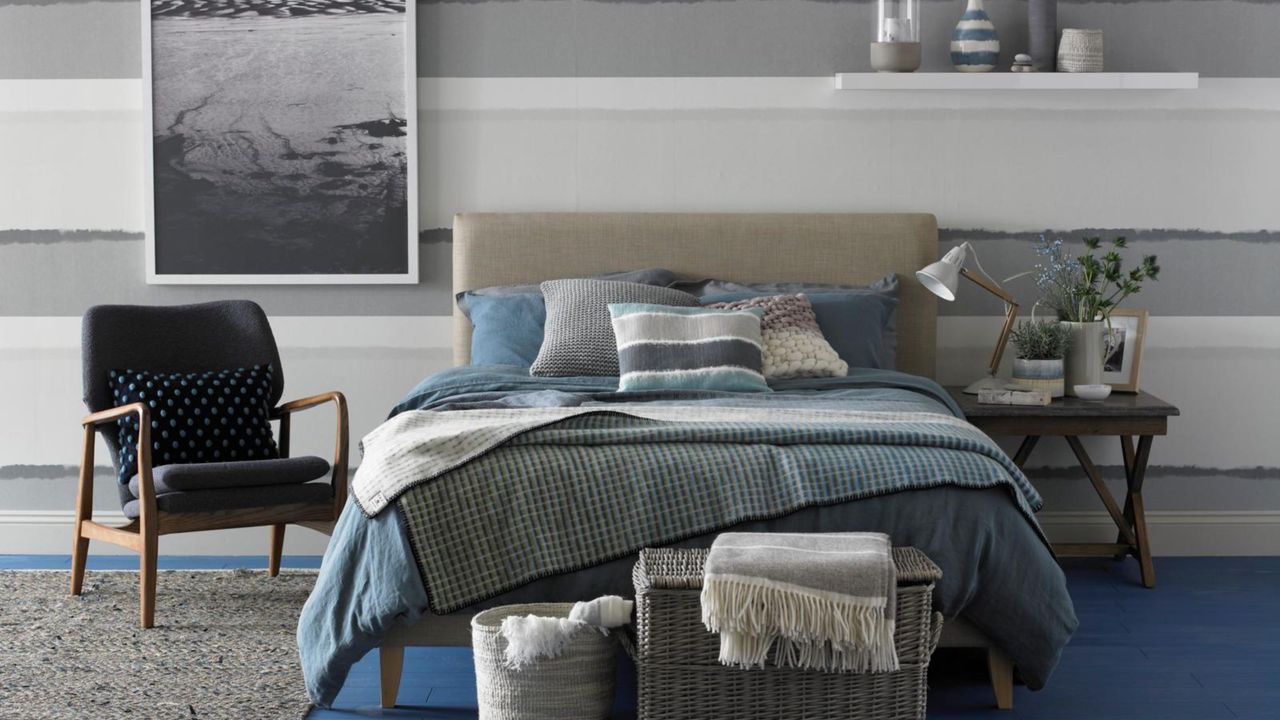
[298,366,1077,706]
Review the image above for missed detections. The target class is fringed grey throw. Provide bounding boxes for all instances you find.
[701,532,899,673]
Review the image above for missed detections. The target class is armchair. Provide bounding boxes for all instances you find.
[71,301,348,628]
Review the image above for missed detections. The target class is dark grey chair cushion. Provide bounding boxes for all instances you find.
[128,456,331,498]
[81,301,290,510]
[121,481,333,520]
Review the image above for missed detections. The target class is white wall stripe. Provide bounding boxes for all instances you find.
[5,78,1280,114]
[0,79,144,113]
[4,315,1275,351]
[6,80,1280,233]
[2,315,1275,470]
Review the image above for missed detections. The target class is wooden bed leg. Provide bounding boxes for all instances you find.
[987,648,1014,710]
[380,645,405,708]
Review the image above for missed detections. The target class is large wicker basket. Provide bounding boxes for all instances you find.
[472,603,617,720]
[630,547,943,720]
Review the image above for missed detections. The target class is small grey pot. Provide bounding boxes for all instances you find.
[1012,357,1065,398]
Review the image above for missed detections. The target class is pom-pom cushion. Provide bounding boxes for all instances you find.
[109,364,280,485]
[707,294,848,379]
[531,279,700,377]
[608,303,770,393]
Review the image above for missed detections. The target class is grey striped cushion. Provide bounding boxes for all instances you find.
[608,303,770,392]
[531,279,700,377]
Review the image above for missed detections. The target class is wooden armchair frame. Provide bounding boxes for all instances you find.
[70,391,348,628]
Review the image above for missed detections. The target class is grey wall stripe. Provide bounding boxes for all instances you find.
[938,235,1280,316]
[942,228,1280,245]
[1,227,1275,316]
[14,227,1280,246]
[0,230,143,245]
[3,230,444,246]
[419,228,452,244]
[4,464,1274,514]
[422,0,1280,78]
[6,0,1280,79]
[1027,465,1280,481]
[0,464,114,480]
[8,464,1275,481]
[0,1,140,80]
[0,241,454,316]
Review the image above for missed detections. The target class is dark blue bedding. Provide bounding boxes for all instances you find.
[298,366,1077,706]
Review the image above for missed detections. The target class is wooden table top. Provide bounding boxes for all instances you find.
[946,388,1181,419]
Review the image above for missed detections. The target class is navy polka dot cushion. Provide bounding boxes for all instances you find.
[109,364,280,486]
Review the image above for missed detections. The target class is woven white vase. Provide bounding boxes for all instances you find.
[1058,29,1103,72]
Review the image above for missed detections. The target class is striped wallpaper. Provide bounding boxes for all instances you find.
[2,0,1277,553]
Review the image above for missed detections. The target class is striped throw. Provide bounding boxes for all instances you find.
[608,303,770,392]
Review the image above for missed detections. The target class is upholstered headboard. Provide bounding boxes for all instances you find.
[452,213,940,378]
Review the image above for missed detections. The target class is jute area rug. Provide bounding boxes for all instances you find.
[0,569,316,719]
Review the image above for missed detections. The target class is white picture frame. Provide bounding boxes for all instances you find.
[1102,308,1148,393]
[141,0,418,285]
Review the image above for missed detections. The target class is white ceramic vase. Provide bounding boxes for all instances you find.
[1061,321,1105,395]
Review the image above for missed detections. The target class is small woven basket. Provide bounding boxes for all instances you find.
[630,547,943,720]
[472,603,617,720]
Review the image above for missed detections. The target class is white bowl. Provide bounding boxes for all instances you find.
[1073,384,1112,401]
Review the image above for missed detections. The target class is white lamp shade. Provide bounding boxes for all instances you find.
[916,260,960,301]
[915,242,969,302]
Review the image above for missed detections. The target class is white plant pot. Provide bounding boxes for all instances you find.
[1011,357,1065,398]
[1061,321,1105,396]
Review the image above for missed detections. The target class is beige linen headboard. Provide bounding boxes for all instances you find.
[452,213,940,378]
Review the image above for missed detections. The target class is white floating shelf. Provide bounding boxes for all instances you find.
[834,72,1199,91]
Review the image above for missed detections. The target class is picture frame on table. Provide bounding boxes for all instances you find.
[1102,308,1148,392]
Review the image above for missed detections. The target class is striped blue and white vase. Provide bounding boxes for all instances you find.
[950,0,1000,72]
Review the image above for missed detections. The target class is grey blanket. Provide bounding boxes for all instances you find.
[702,532,898,673]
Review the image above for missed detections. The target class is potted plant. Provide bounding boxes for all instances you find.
[1026,236,1159,395]
[1008,320,1071,398]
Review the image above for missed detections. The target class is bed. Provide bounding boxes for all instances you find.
[297,212,1077,711]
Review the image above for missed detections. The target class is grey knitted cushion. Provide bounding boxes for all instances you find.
[531,279,699,377]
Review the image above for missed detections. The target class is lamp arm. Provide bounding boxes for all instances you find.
[960,268,1020,377]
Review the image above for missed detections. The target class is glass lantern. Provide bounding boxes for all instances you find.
[871,0,922,72]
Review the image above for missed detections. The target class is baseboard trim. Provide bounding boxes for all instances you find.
[2,509,1277,557]
[0,511,332,556]
[1038,510,1280,556]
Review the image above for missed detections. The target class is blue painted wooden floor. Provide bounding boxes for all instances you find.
[310,557,1280,720]
[7,556,1278,719]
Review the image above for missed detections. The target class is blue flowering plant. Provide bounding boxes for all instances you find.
[1021,236,1160,323]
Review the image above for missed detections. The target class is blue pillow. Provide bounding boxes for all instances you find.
[680,274,899,370]
[457,268,683,368]
[109,364,280,486]
[462,293,546,367]
[700,290,898,370]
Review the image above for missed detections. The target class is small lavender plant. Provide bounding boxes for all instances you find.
[1009,321,1072,360]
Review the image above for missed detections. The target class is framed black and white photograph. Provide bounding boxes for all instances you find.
[1102,308,1148,393]
[142,0,417,284]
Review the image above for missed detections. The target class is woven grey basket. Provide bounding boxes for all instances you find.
[472,602,618,720]
[630,547,944,720]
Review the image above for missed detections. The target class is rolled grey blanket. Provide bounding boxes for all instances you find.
[700,532,899,673]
